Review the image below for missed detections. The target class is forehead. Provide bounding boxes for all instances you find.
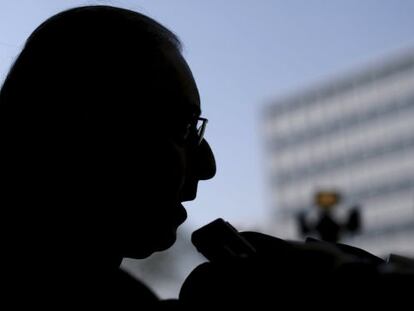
[158,49,201,117]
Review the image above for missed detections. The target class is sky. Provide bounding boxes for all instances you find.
[1,0,414,231]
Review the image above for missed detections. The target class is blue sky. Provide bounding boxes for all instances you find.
[1,0,414,230]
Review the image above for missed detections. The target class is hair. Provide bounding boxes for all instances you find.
[0,6,182,177]
[0,7,189,279]
[0,5,181,130]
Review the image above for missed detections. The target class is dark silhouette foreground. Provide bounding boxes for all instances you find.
[1,5,412,309]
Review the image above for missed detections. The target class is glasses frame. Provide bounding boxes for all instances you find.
[196,117,208,145]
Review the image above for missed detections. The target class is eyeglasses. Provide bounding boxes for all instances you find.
[196,117,208,145]
[185,117,208,146]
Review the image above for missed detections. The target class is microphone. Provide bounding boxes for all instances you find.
[191,218,256,262]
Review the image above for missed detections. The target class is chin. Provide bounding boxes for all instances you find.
[124,230,178,259]
[154,229,178,251]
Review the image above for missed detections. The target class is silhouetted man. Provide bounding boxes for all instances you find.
[0,6,215,308]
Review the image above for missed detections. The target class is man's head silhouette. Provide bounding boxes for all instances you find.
[0,6,216,265]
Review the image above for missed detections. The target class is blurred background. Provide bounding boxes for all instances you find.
[1,0,414,299]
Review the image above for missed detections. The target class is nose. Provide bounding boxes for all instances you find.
[194,138,216,180]
[179,138,216,202]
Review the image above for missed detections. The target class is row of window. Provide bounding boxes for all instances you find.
[274,169,414,214]
[362,193,414,231]
[270,108,414,181]
[265,69,414,138]
[275,138,414,187]
[265,55,414,126]
[265,88,414,153]
[269,191,414,250]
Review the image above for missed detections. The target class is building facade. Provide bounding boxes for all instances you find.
[263,51,414,257]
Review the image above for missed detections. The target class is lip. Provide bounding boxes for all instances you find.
[176,202,188,226]
[180,193,197,202]
[180,181,198,202]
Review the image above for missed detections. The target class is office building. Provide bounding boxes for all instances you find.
[263,51,414,256]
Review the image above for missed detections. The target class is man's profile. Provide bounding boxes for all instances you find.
[0,5,215,307]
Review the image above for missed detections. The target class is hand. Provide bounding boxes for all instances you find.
[179,232,358,307]
[180,231,410,307]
